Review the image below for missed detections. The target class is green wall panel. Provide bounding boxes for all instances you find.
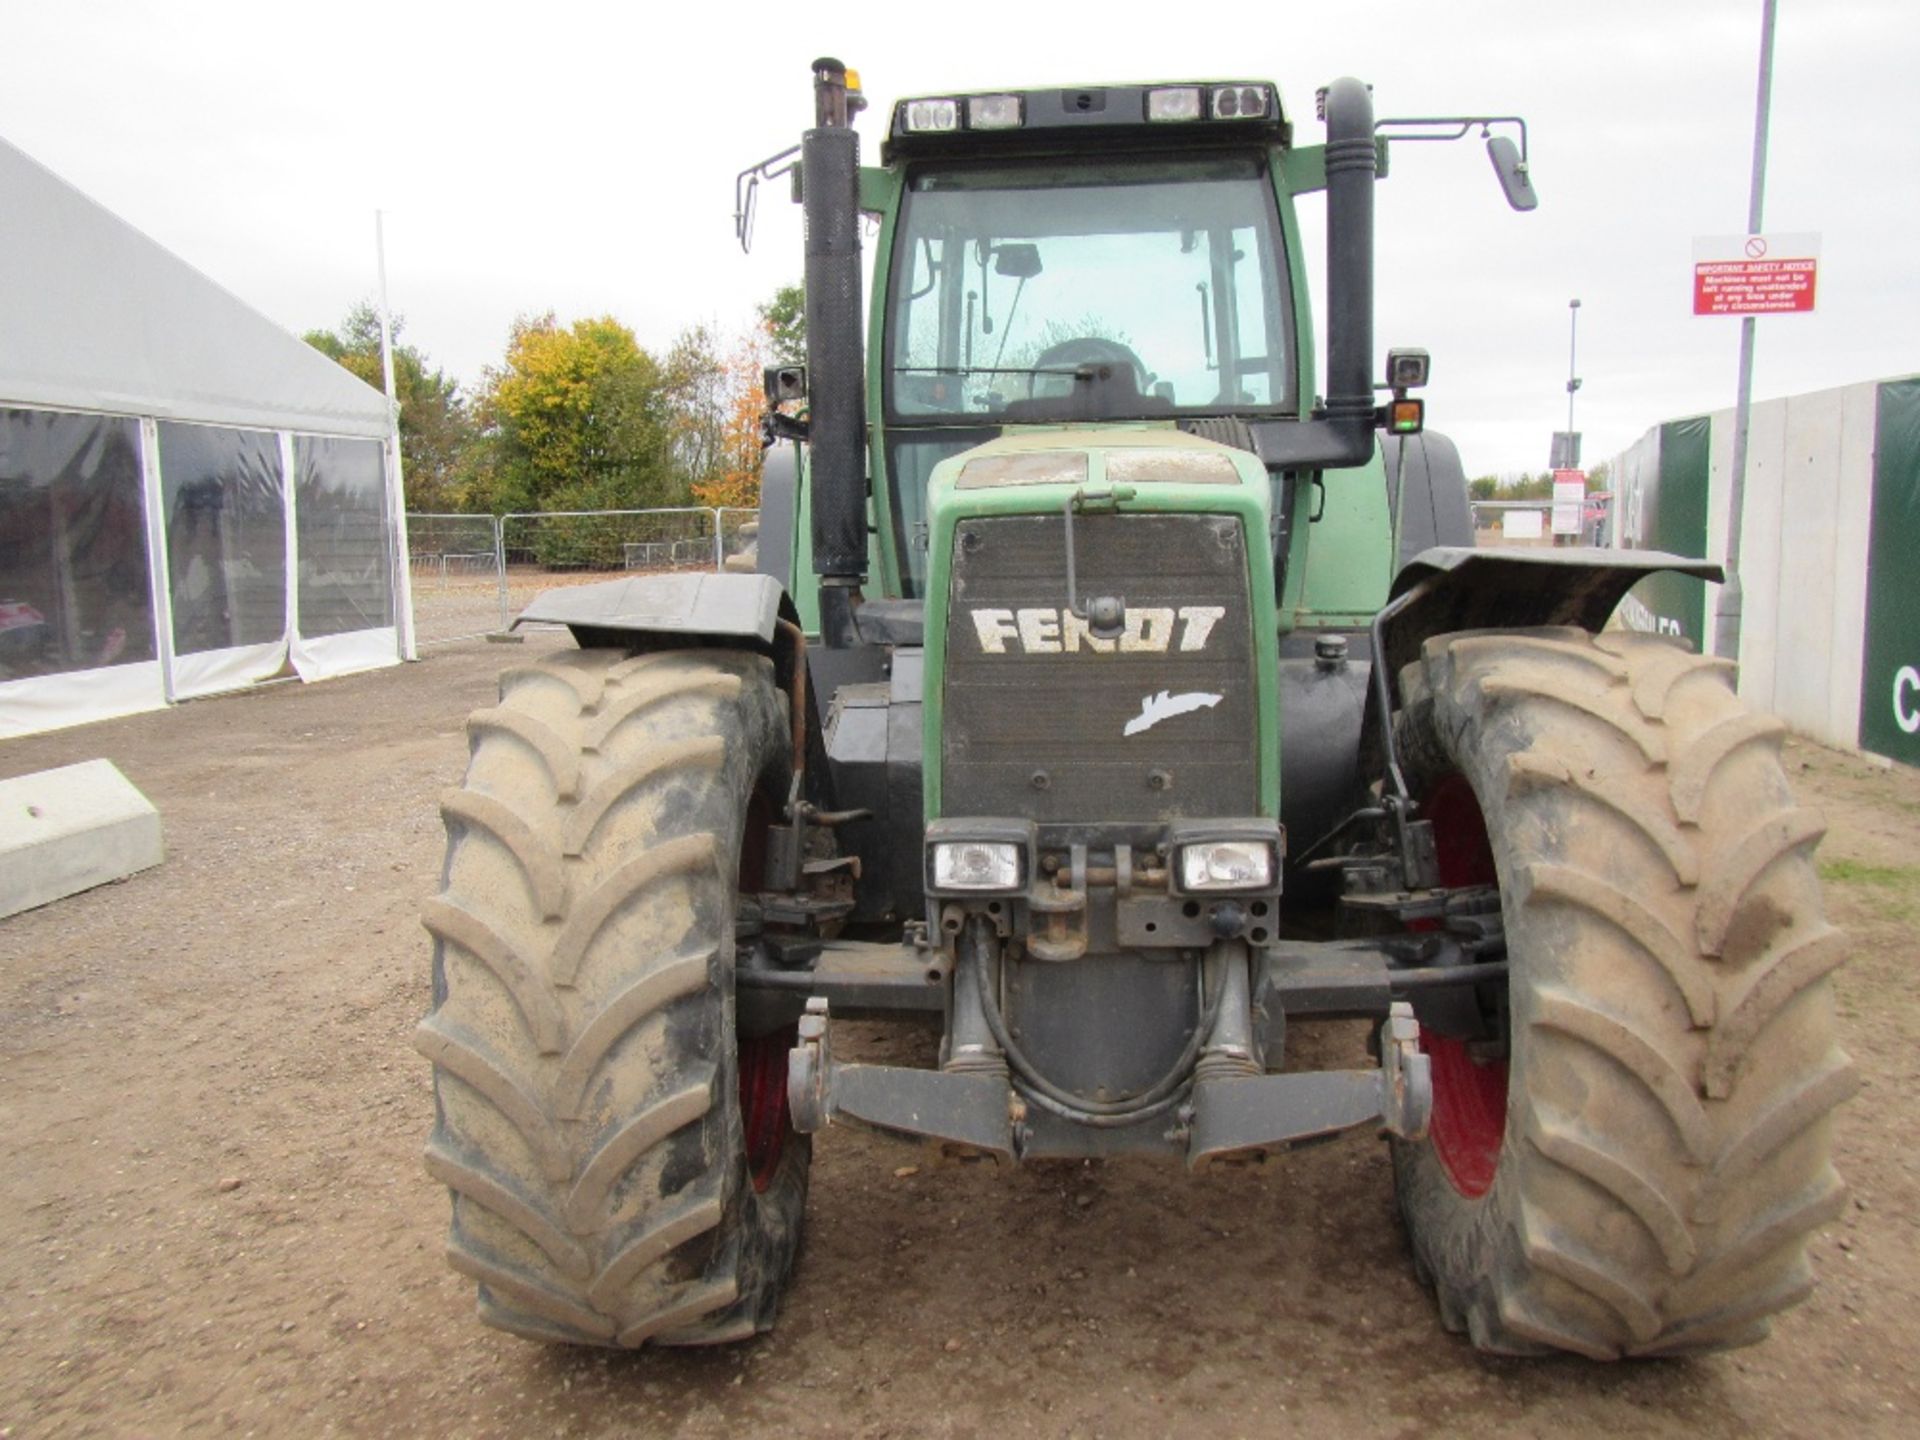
[1858,379,1920,763]
[1626,416,1711,646]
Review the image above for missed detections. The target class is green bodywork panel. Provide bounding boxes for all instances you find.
[1278,138,1391,196]
[919,428,1282,820]
[784,427,889,634]
[1280,450,1396,629]
[861,164,909,599]
[789,446,820,633]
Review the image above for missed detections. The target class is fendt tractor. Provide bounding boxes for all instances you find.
[417,60,1854,1359]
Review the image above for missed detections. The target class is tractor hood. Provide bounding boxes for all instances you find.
[926,426,1268,506]
[919,425,1282,821]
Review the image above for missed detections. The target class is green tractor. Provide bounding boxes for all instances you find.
[418,60,1853,1358]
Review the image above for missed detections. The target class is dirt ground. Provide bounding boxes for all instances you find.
[2,635,1916,1438]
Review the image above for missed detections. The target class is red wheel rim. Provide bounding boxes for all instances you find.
[738,1028,793,1193]
[735,789,792,1193]
[1418,773,1508,1199]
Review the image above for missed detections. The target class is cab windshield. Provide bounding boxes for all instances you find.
[885,155,1294,422]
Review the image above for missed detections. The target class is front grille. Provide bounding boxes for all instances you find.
[940,512,1256,821]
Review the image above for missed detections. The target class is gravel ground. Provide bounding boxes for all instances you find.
[1,635,1914,1438]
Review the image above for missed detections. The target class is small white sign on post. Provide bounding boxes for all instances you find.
[1551,470,1586,536]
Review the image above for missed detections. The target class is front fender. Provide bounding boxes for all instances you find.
[514,571,797,651]
[1376,546,1723,699]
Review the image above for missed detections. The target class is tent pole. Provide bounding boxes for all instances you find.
[281,430,299,673]
[137,417,179,703]
[376,209,418,661]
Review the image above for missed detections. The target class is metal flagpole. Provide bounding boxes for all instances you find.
[376,209,418,660]
[1711,0,1779,667]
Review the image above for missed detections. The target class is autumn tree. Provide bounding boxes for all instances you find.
[662,323,729,496]
[304,303,473,511]
[759,283,805,365]
[692,328,772,511]
[468,313,683,514]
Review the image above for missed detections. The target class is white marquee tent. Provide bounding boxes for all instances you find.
[0,136,413,739]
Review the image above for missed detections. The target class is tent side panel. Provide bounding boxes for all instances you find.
[0,661,165,739]
[155,420,291,697]
[0,406,159,684]
[289,435,399,681]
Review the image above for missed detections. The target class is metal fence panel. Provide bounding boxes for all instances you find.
[404,513,504,645]
[498,508,722,631]
[405,506,765,645]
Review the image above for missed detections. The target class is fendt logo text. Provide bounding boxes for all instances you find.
[969,606,1226,655]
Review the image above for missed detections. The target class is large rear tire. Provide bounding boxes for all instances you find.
[417,647,808,1347]
[1390,627,1855,1357]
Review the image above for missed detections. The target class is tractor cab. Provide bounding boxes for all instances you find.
[873,88,1302,602]
[740,70,1394,621]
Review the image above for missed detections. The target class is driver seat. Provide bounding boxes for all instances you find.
[999,363,1174,422]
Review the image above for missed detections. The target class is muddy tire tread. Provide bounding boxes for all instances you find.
[1393,626,1853,1358]
[418,647,807,1347]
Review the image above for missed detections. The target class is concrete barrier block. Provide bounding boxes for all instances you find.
[0,759,163,920]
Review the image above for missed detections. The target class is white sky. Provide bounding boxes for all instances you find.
[4,0,1915,478]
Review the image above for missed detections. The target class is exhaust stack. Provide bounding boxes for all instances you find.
[1320,76,1377,464]
[801,57,868,644]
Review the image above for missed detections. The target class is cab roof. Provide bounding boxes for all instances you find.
[882,81,1290,164]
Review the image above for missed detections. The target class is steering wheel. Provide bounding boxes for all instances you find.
[1031,337,1152,397]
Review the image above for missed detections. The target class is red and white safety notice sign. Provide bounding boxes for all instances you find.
[1692,233,1820,316]
[1551,470,1586,536]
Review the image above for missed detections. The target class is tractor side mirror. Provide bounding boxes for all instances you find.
[994,243,1043,279]
[765,364,808,405]
[1486,134,1538,212]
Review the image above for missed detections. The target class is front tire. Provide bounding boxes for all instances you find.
[417,647,808,1347]
[1391,628,1855,1358]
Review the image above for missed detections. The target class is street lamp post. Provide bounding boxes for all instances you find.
[1566,297,1582,441]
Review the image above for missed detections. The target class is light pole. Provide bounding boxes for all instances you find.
[1712,0,1779,668]
[1566,298,1582,444]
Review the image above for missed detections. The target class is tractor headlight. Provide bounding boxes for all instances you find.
[1211,85,1270,120]
[925,819,1034,896]
[968,94,1023,131]
[903,98,961,133]
[1146,86,1203,122]
[1179,840,1274,892]
[931,841,1023,892]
